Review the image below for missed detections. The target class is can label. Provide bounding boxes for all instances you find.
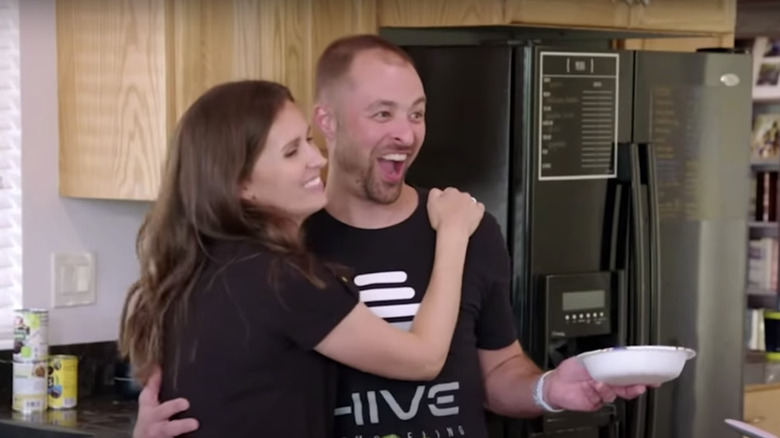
[13,309,49,362]
[13,361,48,412]
[48,355,78,409]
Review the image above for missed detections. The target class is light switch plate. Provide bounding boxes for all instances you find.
[51,252,96,308]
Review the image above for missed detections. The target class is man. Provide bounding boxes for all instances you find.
[133,34,647,438]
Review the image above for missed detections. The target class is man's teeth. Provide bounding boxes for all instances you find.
[304,176,322,189]
[381,153,408,162]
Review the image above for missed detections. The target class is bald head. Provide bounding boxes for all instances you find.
[314,34,415,104]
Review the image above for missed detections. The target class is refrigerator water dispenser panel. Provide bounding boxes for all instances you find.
[542,272,619,340]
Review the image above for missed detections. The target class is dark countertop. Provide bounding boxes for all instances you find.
[0,396,136,437]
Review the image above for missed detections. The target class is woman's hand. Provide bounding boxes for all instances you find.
[427,187,485,236]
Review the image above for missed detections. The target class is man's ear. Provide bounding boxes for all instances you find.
[313,103,336,140]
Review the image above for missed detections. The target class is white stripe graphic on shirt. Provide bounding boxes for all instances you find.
[353,270,417,331]
[360,287,415,302]
[354,271,407,287]
[369,303,421,319]
[336,270,462,427]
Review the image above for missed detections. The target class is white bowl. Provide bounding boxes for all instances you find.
[576,345,697,386]
[724,419,779,438]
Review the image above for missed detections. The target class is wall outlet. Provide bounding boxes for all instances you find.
[51,252,96,308]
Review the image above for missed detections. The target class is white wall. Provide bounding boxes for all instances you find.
[20,0,149,346]
[0,0,23,350]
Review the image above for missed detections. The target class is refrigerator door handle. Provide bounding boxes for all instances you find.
[638,142,661,346]
[630,143,649,438]
[608,145,631,374]
[615,142,650,348]
[620,143,649,438]
[638,142,661,438]
[628,144,650,348]
[610,145,631,349]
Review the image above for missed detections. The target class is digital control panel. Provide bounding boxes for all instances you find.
[542,272,615,338]
[563,289,608,325]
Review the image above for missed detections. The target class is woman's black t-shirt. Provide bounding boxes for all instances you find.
[159,240,359,437]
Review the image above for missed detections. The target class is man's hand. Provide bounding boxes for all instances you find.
[132,366,199,438]
[545,357,650,412]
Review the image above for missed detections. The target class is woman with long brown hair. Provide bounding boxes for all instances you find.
[118,80,484,437]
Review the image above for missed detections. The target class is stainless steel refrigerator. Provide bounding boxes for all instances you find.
[403,43,751,438]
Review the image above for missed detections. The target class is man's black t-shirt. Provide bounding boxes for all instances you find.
[306,187,518,438]
[159,240,359,438]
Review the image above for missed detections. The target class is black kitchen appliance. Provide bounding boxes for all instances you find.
[403,43,751,438]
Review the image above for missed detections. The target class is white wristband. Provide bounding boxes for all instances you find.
[534,370,564,413]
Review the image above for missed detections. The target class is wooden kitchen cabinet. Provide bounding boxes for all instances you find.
[744,383,780,437]
[628,0,736,34]
[57,0,377,200]
[380,0,734,35]
[171,0,377,123]
[378,0,630,29]
[56,0,170,201]
[377,0,504,28]
[619,34,734,52]
[505,0,735,34]
[504,0,631,30]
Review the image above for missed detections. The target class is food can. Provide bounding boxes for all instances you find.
[12,361,48,412]
[13,309,49,362]
[47,355,78,409]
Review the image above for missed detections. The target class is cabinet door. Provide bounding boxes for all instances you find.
[744,385,780,437]
[310,0,378,113]
[378,0,503,27]
[504,0,630,29]
[57,0,377,200]
[57,0,170,200]
[170,0,313,121]
[172,0,377,123]
[310,0,377,176]
[628,0,736,33]
[620,34,734,52]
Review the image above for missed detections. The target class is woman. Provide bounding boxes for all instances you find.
[119,80,484,437]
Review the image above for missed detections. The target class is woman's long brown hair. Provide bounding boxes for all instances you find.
[118,80,325,384]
